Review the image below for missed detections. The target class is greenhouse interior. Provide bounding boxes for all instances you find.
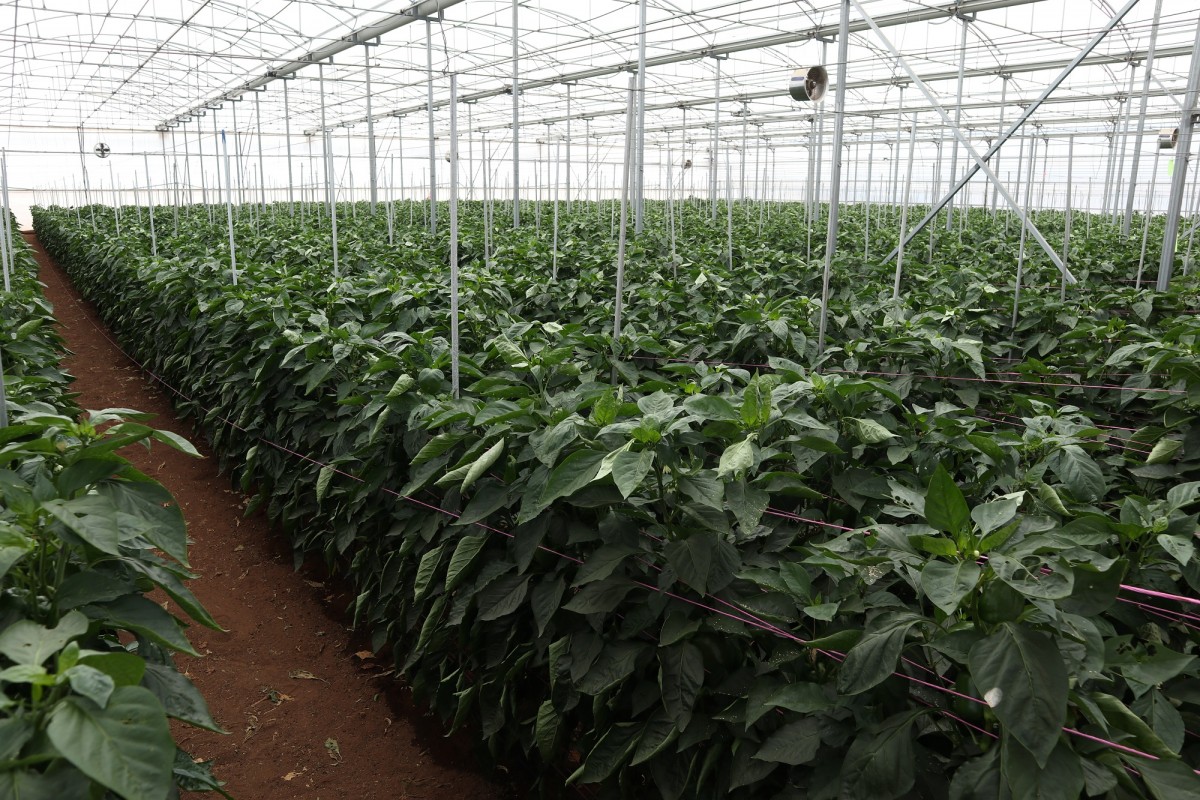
[2,0,1200,798]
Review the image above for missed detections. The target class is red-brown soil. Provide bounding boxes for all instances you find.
[26,231,509,800]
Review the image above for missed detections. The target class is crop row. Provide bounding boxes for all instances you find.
[33,201,1200,799]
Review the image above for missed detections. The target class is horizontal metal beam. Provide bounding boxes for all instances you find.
[492,43,1194,133]
[159,0,466,127]
[323,0,1045,131]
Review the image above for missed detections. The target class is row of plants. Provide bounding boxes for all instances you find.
[0,218,229,799]
[32,199,1200,799]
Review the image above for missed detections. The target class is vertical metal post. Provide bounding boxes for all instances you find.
[711,58,721,221]
[1060,137,1073,300]
[195,117,209,211]
[891,85,904,212]
[319,63,332,220]
[327,128,340,277]
[865,115,875,259]
[254,91,265,210]
[553,136,560,279]
[365,44,378,213]
[991,76,1007,216]
[614,77,636,342]
[232,102,246,209]
[566,84,572,210]
[893,116,917,299]
[143,153,157,257]
[1102,126,1117,217]
[726,144,734,268]
[1011,135,1037,329]
[221,131,237,285]
[1156,14,1200,291]
[449,74,460,398]
[426,19,438,236]
[1136,146,1163,289]
[1111,64,1137,224]
[817,0,850,354]
[946,15,969,229]
[512,0,520,228]
[1123,0,1164,236]
[635,0,646,234]
[284,81,295,213]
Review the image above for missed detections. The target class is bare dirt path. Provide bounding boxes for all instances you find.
[26,231,507,800]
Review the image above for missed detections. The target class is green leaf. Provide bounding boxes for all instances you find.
[683,394,739,422]
[1146,438,1182,465]
[89,595,199,656]
[665,534,739,595]
[1002,738,1084,800]
[612,449,654,499]
[462,439,505,492]
[1052,445,1105,503]
[46,686,174,800]
[315,465,335,502]
[573,544,639,587]
[726,480,769,533]
[140,663,226,733]
[93,481,189,566]
[476,574,529,621]
[837,611,924,694]
[64,664,116,708]
[741,377,773,428]
[539,449,606,506]
[968,623,1068,767]
[971,494,1023,537]
[850,417,896,445]
[78,652,146,687]
[840,710,924,800]
[412,543,446,601]
[1157,534,1194,567]
[921,560,982,615]
[578,642,643,694]
[659,643,704,730]
[753,717,821,766]
[0,525,34,583]
[530,576,565,636]
[445,534,488,592]
[42,495,121,555]
[630,708,678,766]
[1132,755,1200,799]
[717,437,756,479]
[925,464,970,535]
[535,699,561,761]
[0,611,88,666]
[569,723,639,785]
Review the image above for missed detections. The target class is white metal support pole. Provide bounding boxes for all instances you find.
[1156,13,1200,291]
[512,0,520,228]
[254,91,266,211]
[886,0,1139,268]
[284,80,295,214]
[893,117,917,299]
[231,102,245,209]
[319,63,332,220]
[726,144,734,268]
[553,136,560,279]
[566,84,572,210]
[449,74,460,398]
[1123,0,1164,236]
[946,14,969,230]
[635,0,647,234]
[1011,135,1037,329]
[143,153,157,257]
[711,57,721,222]
[426,19,438,236]
[195,117,209,212]
[327,128,340,277]
[221,131,237,285]
[991,75,1008,216]
[365,43,378,214]
[1060,137,1073,300]
[1136,145,1163,288]
[865,115,875,259]
[891,85,904,212]
[1111,64,1137,224]
[614,77,636,343]
[816,0,850,354]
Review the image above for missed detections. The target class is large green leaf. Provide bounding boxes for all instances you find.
[968,623,1068,767]
[539,449,606,507]
[840,710,924,799]
[925,464,969,535]
[837,611,924,694]
[659,643,704,730]
[46,686,174,800]
[1001,738,1084,800]
[0,611,88,666]
[920,559,981,615]
[1051,445,1105,503]
[753,718,821,766]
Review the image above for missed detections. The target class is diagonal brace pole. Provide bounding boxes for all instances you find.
[879,0,1142,279]
[852,0,1070,280]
